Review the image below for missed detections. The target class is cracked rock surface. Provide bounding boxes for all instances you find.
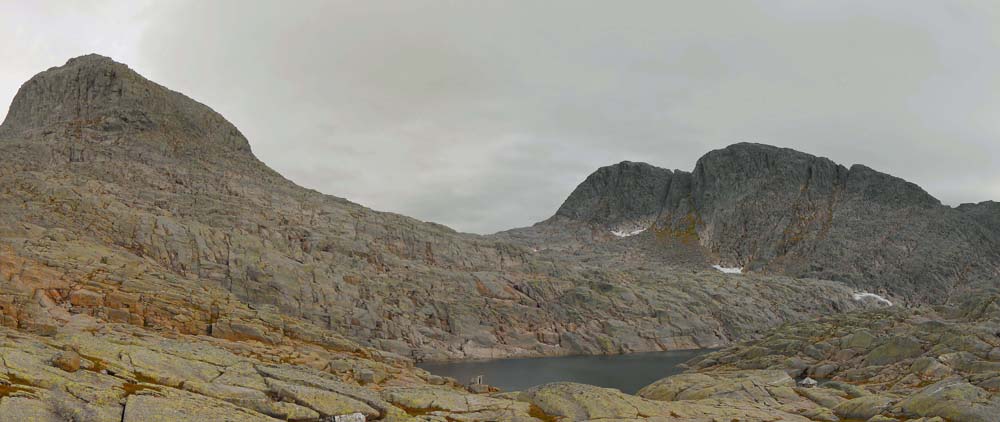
[658,294,1000,422]
[0,54,868,364]
[0,54,992,421]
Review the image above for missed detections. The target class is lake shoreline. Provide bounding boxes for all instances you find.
[414,345,715,364]
[418,348,714,394]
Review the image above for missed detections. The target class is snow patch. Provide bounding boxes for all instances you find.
[611,228,646,237]
[712,265,743,274]
[853,292,893,306]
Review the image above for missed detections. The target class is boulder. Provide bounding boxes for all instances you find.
[864,336,923,366]
[52,350,81,373]
[896,378,1000,422]
[831,395,896,420]
[638,370,794,403]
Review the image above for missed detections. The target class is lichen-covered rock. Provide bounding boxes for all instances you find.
[896,378,1000,422]
[520,382,658,420]
[795,386,846,409]
[637,370,794,403]
[864,336,923,366]
[672,297,1000,422]
[122,393,280,422]
[265,378,379,419]
[519,382,812,422]
[383,386,539,421]
[0,323,426,421]
[842,329,877,349]
[0,397,61,422]
[910,357,952,379]
[831,394,896,420]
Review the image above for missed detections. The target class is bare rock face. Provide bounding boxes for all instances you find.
[684,144,990,303]
[0,53,987,421]
[554,161,680,233]
[0,55,869,364]
[0,54,251,154]
[510,143,1000,303]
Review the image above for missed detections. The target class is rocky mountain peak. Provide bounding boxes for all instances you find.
[0,54,252,154]
[554,160,678,228]
[531,142,997,301]
[692,143,939,208]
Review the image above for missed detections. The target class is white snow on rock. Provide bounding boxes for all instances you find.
[712,265,743,274]
[853,292,893,306]
[611,228,646,237]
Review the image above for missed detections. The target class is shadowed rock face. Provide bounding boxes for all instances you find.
[516,143,1000,303]
[0,55,868,367]
[555,161,680,231]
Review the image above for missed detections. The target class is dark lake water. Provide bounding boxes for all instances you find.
[418,349,709,394]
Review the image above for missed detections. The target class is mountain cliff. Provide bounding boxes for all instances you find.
[506,143,1000,303]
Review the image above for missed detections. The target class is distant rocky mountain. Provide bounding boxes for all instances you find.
[504,143,1000,304]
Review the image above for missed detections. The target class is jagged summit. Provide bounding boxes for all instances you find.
[555,142,941,229]
[0,54,252,154]
[536,142,1000,301]
[692,142,939,208]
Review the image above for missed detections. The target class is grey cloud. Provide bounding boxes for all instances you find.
[2,1,999,233]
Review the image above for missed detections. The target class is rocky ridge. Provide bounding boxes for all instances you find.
[0,54,990,421]
[0,54,868,363]
[502,144,1000,303]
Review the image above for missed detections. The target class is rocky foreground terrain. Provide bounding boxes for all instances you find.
[2,284,997,421]
[660,293,1000,422]
[0,54,996,421]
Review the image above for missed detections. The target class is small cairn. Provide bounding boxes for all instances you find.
[467,375,498,394]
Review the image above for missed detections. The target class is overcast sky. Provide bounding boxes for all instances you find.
[2,1,999,233]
